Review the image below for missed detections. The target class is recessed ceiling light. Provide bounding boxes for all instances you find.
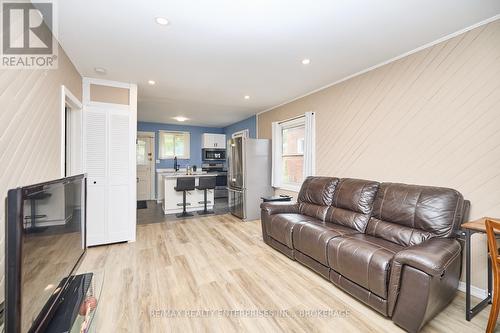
[302,58,311,65]
[173,116,188,122]
[94,67,106,75]
[148,80,156,85]
[244,95,250,100]
[155,17,169,26]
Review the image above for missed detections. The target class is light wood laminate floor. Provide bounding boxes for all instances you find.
[78,213,491,332]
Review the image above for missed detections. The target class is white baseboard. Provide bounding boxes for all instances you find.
[458,281,488,299]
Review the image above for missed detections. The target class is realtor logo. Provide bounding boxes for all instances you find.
[1,1,58,69]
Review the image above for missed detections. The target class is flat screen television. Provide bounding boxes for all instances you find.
[5,174,87,332]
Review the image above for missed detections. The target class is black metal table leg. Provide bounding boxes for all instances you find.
[466,229,471,321]
[464,229,493,321]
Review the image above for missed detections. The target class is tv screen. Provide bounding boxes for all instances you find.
[5,174,86,333]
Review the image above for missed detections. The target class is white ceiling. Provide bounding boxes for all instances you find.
[57,0,500,127]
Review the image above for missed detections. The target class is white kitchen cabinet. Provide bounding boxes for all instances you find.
[202,133,214,148]
[202,133,226,149]
[83,78,137,246]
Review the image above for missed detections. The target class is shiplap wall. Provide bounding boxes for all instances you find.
[258,19,500,290]
[0,44,82,300]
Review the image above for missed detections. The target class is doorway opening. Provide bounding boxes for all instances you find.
[137,131,156,201]
[61,86,83,177]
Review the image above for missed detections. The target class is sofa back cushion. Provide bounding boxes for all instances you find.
[366,182,465,247]
[324,178,380,232]
[298,177,339,220]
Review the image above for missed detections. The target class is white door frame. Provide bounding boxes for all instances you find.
[82,77,138,243]
[60,85,83,177]
[232,129,249,139]
[137,131,156,200]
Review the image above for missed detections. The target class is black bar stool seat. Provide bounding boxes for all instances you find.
[175,177,195,218]
[196,176,216,215]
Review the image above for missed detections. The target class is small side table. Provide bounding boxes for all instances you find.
[461,217,500,321]
[261,195,293,203]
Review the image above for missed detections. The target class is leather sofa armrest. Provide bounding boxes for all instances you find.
[393,238,461,277]
[260,202,300,215]
[389,238,462,327]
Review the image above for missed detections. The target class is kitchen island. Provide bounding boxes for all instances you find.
[161,173,216,215]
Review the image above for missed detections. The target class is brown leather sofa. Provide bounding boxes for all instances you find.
[260,177,469,333]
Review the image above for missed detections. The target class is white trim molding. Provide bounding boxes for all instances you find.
[303,111,316,179]
[83,77,132,90]
[272,114,314,192]
[82,76,136,106]
[232,129,250,139]
[257,14,500,117]
[458,281,488,299]
[60,85,83,177]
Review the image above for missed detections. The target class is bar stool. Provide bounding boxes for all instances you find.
[197,176,216,215]
[175,177,195,218]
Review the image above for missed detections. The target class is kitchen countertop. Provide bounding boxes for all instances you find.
[161,172,216,179]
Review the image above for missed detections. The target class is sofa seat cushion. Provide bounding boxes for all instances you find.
[293,221,359,265]
[267,214,320,248]
[327,234,404,299]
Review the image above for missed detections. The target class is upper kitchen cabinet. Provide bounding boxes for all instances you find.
[202,133,226,149]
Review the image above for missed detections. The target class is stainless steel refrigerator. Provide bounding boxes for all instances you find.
[227,137,272,221]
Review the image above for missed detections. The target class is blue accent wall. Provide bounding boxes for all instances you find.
[223,115,257,138]
[137,122,224,170]
[139,116,256,199]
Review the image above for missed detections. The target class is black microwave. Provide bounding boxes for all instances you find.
[202,148,226,161]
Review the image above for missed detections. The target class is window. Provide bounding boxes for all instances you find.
[281,124,305,186]
[159,131,190,159]
[136,139,147,165]
[272,112,315,191]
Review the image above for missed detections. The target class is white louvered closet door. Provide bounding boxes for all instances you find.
[84,107,134,246]
[84,109,107,246]
[107,109,131,243]
[82,79,137,247]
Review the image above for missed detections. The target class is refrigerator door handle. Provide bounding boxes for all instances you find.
[228,140,234,187]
